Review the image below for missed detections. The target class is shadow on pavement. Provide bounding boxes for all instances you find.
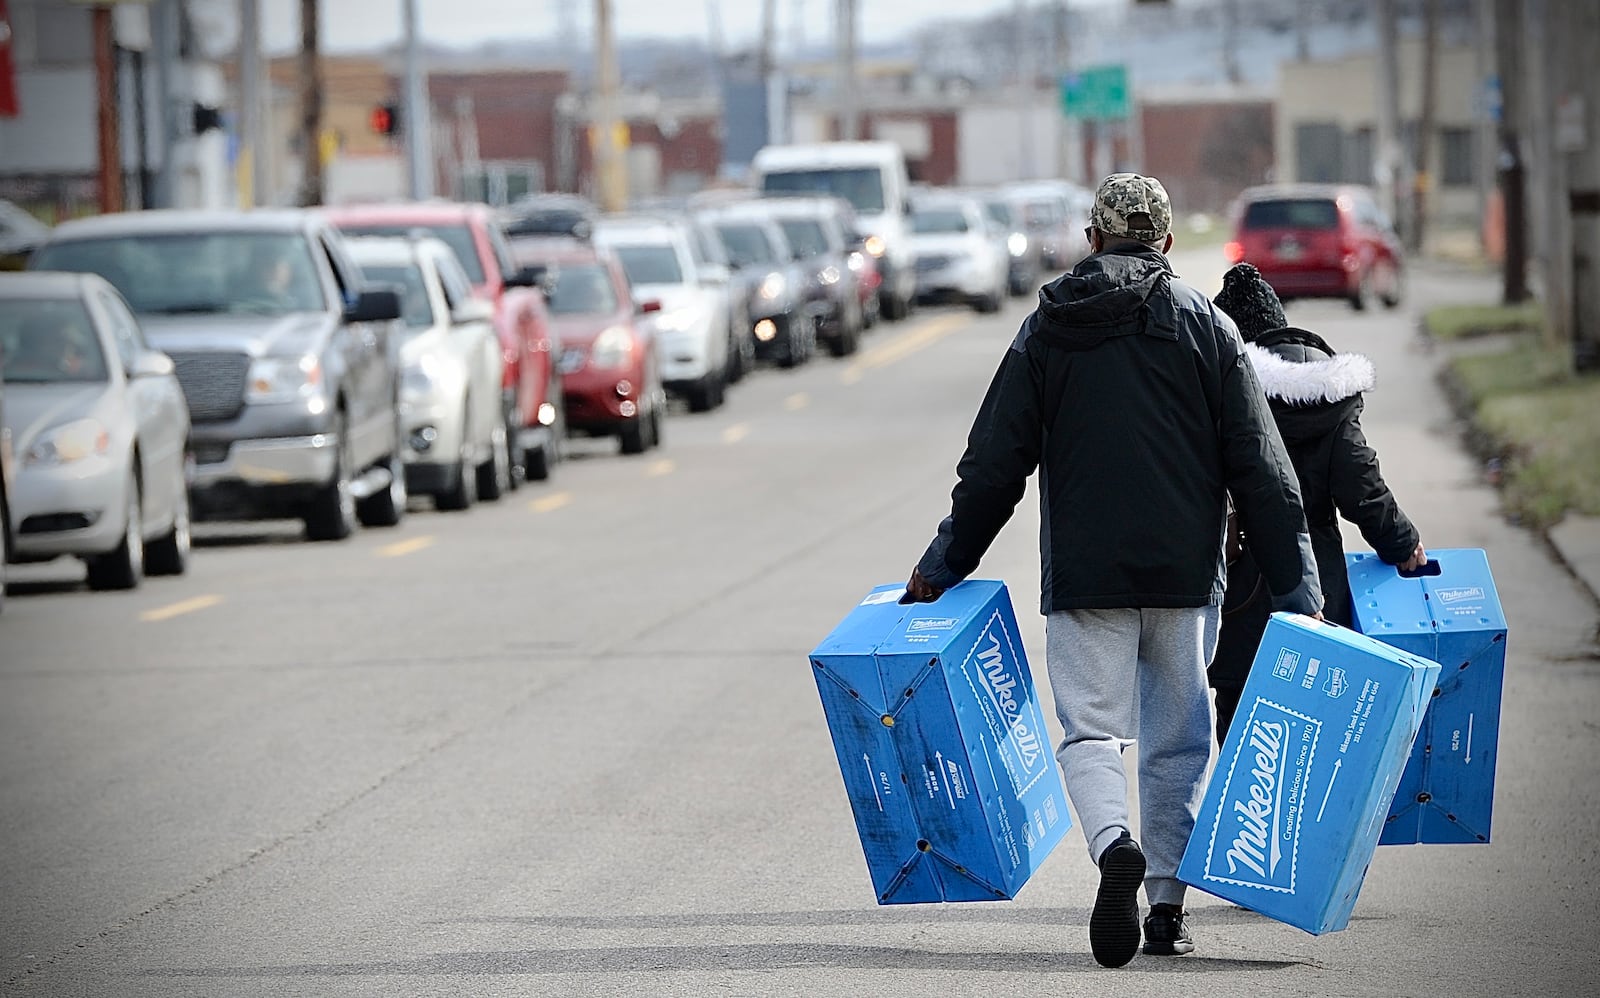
[140,942,1308,978]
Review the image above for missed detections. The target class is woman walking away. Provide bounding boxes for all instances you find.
[1209,263,1427,745]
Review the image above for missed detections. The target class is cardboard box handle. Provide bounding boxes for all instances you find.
[1398,559,1443,579]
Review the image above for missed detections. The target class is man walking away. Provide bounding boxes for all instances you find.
[900,175,1322,968]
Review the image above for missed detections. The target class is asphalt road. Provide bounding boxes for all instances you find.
[2,248,1597,997]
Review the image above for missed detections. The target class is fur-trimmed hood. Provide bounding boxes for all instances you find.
[1246,342,1376,405]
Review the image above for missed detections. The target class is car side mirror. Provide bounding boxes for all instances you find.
[700,263,730,285]
[345,286,402,323]
[452,298,494,325]
[127,350,175,379]
[637,299,663,315]
[504,265,554,293]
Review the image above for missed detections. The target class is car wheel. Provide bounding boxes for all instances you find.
[435,413,477,511]
[476,422,510,501]
[305,415,357,541]
[687,369,722,413]
[1349,269,1372,312]
[1,494,11,617]
[648,390,665,450]
[87,470,144,591]
[358,450,408,527]
[1380,265,1404,309]
[145,458,191,577]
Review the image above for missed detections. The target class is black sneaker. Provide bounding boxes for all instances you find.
[1142,903,1195,956]
[1089,833,1145,968]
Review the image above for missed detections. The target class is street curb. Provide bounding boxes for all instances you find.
[1422,320,1600,625]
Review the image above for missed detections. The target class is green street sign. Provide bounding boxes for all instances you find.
[1060,64,1130,121]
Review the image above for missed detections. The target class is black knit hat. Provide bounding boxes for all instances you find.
[1214,263,1287,343]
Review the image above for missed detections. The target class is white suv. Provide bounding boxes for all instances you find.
[593,216,732,413]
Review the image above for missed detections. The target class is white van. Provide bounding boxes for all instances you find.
[751,141,916,321]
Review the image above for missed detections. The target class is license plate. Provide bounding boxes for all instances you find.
[1276,240,1303,261]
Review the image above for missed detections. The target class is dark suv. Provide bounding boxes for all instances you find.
[1228,184,1404,311]
[30,210,407,541]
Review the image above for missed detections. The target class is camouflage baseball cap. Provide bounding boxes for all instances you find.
[1091,173,1172,242]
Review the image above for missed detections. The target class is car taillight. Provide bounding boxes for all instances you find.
[1224,241,1244,264]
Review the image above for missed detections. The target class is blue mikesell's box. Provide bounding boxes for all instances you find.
[1179,613,1441,935]
[808,580,1072,904]
[1346,549,1507,845]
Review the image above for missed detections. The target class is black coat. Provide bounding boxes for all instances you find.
[915,245,1322,616]
[1210,327,1420,690]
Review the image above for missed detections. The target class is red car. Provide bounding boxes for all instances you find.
[521,245,665,455]
[326,202,564,482]
[1226,184,1404,311]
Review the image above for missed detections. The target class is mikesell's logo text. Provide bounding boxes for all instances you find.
[1203,699,1321,893]
[965,615,1048,791]
[1436,586,1485,605]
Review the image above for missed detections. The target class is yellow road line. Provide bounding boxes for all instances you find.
[529,492,572,513]
[140,595,224,623]
[841,314,969,383]
[647,459,676,477]
[721,423,750,444]
[377,536,435,558]
[784,392,810,411]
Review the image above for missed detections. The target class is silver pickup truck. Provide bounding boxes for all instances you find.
[29,210,408,541]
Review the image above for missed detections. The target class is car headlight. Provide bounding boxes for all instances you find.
[24,418,110,466]
[846,251,866,273]
[590,325,634,370]
[1008,232,1028,257]
[247,354,323,403]
[759,273,787,301]
[819,266,841,286]
[401,354,441,400]
[863,235,887,258]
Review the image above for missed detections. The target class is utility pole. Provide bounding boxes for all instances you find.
[152,0,179,208]
[1493,0,1528,303]
[760,0,777,78]
[296,0,323,206]
[1294,0,1311,62]
[1220,0,1241,84]
[92,5,124,214]
[239,0,264,207]
[402,0,434,200]
[835,0,857,141]
[1409,0,1439,253]
[1473,0,1494,258]
[1374,0,1404,235]
[1563,1,1600,370]
[592,0,626,212]
[1016,0,1034,181]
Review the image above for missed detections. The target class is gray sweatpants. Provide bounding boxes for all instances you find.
[1046,606,1220,907]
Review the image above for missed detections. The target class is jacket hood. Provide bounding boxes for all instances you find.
[1247,327,1374,443]
[1246,328,1375,405]
[1032,244,1178,350]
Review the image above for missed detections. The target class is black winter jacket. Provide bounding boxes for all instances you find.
[1209,327,1420,689]
[915,245,1322,615]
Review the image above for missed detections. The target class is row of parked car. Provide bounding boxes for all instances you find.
[0,184,948,608]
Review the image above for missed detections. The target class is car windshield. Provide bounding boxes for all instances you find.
[340,223,485,283]
[611,244,683,286]
[715,224,777,267]
[0,297,109,384]
[547,264,619,315]
[505,209,590,238]
[912,209,969,235]
[30,232,326,316]
[762,168,886,215]
[984,201,1014,227]
[359,264,434,330]
[779,219,830,260]
[1243,199,1341,230]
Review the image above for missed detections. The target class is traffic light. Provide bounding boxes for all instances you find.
[370,102,401,137]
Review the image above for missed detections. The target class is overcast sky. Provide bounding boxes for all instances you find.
[260,0,1116,54]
